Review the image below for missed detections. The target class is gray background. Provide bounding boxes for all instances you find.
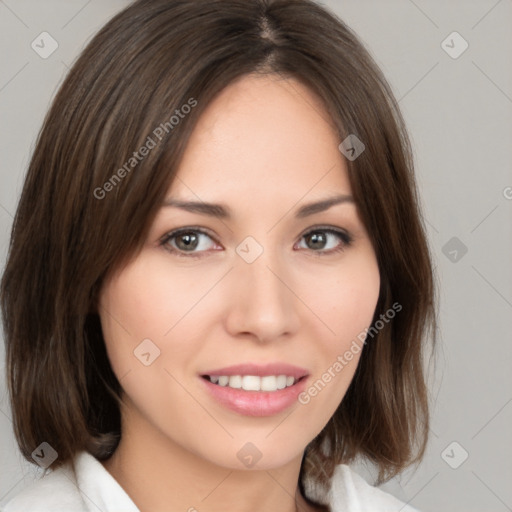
[1,1,511,511]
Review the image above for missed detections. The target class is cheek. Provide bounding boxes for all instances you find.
[98,261,168,377]
[296,251,380,409]
[100,257,208,341]
[310,251,381,345]
[98,255,221,384]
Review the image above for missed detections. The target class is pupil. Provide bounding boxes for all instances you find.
[177,233,198,251]
[308,232,326,249]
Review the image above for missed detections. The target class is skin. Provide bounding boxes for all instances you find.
[99,73,380,512]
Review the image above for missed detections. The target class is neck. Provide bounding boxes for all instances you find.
[101,403,322,512]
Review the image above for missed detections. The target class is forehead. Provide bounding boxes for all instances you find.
[169,73,351,208]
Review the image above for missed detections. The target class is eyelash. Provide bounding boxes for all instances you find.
[159,225,353,259]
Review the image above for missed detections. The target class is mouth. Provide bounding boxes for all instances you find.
[199,372,310,417]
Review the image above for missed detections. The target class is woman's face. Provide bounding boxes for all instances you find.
[99,73,380,470]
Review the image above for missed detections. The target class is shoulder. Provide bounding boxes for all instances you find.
[328,464,421,512]
[0,460,85,512]
[0,451,139,512]
[303,463,421,512]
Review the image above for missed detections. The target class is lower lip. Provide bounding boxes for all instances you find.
[199,376,309,417]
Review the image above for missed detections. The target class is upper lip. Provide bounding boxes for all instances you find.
[200,363,309,379]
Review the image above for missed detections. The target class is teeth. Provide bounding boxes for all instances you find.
[207,374,297,391]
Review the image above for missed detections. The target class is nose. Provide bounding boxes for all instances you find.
[224,247,300,344]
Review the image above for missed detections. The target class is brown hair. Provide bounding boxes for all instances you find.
[1,0,437,500]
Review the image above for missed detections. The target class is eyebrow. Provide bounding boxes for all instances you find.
[162,194,354,219]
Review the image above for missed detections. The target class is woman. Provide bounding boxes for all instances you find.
[0,0,437,511]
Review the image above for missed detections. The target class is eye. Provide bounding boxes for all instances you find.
[296,227,353,255]
[160,225,353,258]
[160,227,219,257]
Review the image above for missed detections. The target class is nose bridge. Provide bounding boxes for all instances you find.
[244,248,283,301]
[226,236,299,341]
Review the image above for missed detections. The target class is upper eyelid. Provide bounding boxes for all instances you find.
[161,226,217,243]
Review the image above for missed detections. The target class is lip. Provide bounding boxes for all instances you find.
[199,373,310,417]
[200,362,309,380]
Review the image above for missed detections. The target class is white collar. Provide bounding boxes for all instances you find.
[2,450,418,512]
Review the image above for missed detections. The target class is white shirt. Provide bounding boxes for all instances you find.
[0,451,419,512]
